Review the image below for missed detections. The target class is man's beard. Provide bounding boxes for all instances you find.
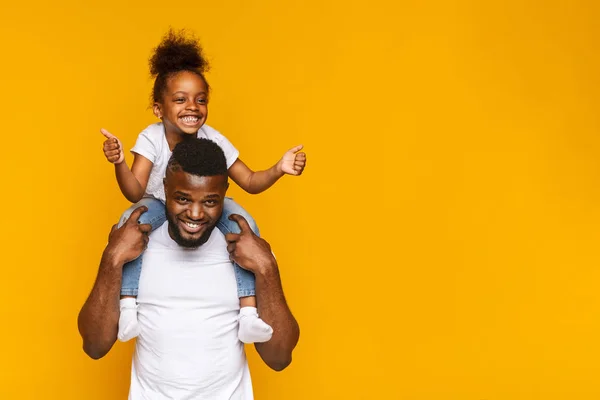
[167,213,214,248]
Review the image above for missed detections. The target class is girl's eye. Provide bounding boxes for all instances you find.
[197,99,207,104]
[175,98,185,102]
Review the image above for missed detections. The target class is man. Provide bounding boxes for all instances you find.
[78,138,300,399]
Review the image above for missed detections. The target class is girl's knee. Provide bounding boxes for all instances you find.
[118,207,136,228]
[237,212,259,236]
[221,201,260,236]
[119,198,164,227]
[246,216,259,236]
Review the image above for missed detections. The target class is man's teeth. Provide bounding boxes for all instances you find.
[185,222,200,228]
[181,116,199,123]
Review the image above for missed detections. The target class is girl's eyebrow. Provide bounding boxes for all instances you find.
[171,90,207,96]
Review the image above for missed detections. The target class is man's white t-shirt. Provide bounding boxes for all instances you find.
[129,222,253,400]
[131,123,240,202]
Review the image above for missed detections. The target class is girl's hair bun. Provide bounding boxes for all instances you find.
[149,28,209,77]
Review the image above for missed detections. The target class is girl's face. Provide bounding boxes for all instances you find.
[154,70,209,136]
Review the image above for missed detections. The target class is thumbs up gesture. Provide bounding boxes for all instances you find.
[100,128,125,164]
[278,145,306,176]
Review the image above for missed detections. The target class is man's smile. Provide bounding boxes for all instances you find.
[178,218,205,234]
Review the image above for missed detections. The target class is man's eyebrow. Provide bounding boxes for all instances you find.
[204,194,220,199]
[174,191,190,197]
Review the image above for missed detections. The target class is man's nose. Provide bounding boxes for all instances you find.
[188,203,204,220]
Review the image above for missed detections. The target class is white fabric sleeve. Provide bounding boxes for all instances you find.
[203,126,240,169]
[131,129,158,164]
[218,135,240,169]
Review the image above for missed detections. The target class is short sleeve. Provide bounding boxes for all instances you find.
[131,127,159,164]
[199,125,240,169]
[217,135,240,169]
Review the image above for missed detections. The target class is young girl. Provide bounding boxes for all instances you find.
[100,29,306,344]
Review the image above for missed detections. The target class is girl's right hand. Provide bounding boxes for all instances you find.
[100,128,125,164]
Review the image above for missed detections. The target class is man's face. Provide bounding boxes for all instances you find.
[164,169,228,248]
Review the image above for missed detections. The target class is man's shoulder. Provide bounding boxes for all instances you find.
[203,228,228,250]
[147,221,175,249]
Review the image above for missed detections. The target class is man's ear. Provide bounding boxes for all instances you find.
[153,103,162,119]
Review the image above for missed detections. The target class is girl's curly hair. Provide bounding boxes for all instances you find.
[150,29,210,103]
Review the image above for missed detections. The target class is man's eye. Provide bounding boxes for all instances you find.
[177,197,189,202]
[205,200,217,206]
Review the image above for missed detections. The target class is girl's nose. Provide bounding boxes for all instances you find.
[186,101,199,111]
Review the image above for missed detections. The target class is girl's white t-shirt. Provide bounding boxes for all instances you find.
[131,123,239,202]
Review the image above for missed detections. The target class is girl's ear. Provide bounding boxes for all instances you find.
[153,103,162,119]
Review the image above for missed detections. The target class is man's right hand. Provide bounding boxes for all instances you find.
[105,206,152,265]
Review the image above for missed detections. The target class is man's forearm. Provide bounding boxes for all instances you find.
[254,261,300,371]
[78,252,123,359]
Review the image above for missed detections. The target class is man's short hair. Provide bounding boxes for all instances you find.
[167,138,228,176]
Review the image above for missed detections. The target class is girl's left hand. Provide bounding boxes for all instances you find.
[279,145,306,176]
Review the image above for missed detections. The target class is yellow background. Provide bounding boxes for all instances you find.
[1,0,600,399]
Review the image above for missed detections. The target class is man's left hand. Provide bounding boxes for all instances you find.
[225,214,276,274]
